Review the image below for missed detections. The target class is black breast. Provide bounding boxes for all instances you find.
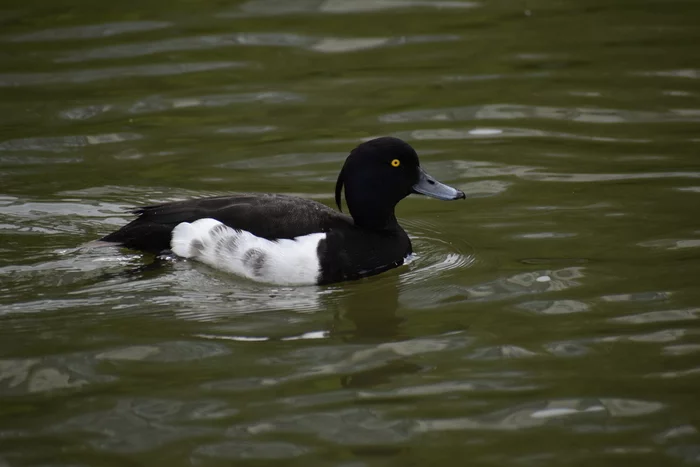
[316,225,412,284]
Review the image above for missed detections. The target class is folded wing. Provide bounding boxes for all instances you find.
[99,194,351,253]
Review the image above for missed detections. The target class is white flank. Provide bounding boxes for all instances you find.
[170,218,324,286]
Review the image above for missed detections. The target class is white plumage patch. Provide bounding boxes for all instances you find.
[170,218,324,286]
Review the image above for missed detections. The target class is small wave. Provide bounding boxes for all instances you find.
[0,133,141,152]
[5,21,171,42]
[228,0,479,16]
[395,127,652,143]
[0,62,246,87]
[57,33,459,62]
[399,218,476,288]
[379,104,700,124]
[59,91,302,121]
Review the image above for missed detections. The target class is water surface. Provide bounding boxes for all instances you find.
[2,0,700,465]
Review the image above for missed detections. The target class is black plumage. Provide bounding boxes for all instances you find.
[100,194,351,253]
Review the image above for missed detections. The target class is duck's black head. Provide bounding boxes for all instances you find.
[335,137,465,230]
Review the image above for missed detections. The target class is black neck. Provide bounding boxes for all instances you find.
[346,192,400,231]
[351,209,399,230]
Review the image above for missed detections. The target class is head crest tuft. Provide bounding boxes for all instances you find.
[334,166,345,212]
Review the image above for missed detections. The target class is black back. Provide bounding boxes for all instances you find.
[100,194,353,254]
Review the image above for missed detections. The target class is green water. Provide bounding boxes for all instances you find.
[2,0,700,465]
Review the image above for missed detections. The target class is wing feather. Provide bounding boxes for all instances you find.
[99,194,351,253]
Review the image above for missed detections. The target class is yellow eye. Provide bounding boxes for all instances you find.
[391,159,401,167]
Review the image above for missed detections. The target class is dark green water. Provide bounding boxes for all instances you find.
[2,0,700,465]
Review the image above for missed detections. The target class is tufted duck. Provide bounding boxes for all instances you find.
[96,137,465,285]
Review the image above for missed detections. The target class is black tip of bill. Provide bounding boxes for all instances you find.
[412,166,465,201]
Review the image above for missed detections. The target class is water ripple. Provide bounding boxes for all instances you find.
[638,239,700,250]
[222,152,345,169]
[95,341,230,362]
[397,127,651,143]
[48,398,224,452]
[522,171,700,182]
[601,292,671,302]
[638,69,700,79]
[663,344,700,356]
[400,224,475,287]
[0,62,246,87]
[380,104,700,124]
[60,91,302,120]
[459,180,512,197]
[58,33,459,62]
[194,440,310,460]
[5,21,171,42]
[0,355,115,395]
[518,300,590,315]
[611,308,700,324]
[228,408,414,445]
[0,133,141,152]
[231,0,479,16]
[400,267,585,309]
[597,329,688,344]
[416,399,664,432]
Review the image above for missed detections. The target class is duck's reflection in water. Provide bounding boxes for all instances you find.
[330,273,404,341]
[330,273,442,389]
[82,255,428,392]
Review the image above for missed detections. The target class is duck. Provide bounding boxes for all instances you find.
[95,137,465,285]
